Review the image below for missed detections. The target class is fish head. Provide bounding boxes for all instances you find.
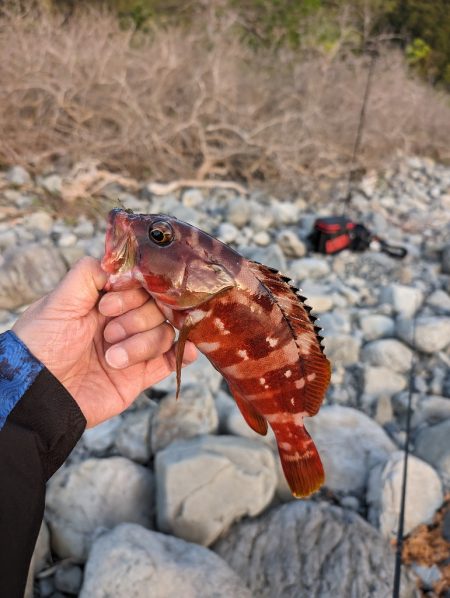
[102,208,238,309]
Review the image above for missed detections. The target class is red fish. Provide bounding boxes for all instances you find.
[101,208,331,497]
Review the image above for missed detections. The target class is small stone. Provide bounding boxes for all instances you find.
[322,334,361,366]
[217,222,239,244]
[364,366,407,397]
[270,201,299,226]
[155,435,276,546]
[253,230,271,246]
[80,524,251,598]
[181,188,204,208]
[340,495,360,511]
[380,284,423,318]
[38,577,55,597]
[82,417,122,455]
[151,385,218,453]
[300,283,334,313]
[375,395,393,425]
[367,451,443,538]
[57,232,78,248]
[26,211,53,235]
[0,244,67,310]
[412,564,442,590]
[415,419,450,488]
[362,339,413,373]
[288,257,330,281]
[46,457,154,560]
[41,174,62,195]
[239,244,287,273]
[426,289,450,314]
[318,310,351,335]
[115,407,154,463]
[276,230,306,258]
[360,314,395,341]
[73,218,95,239]
[412,395,450,426]
[54,565,83,595]
[6,165,31,186]
[225,197,251,228]
[397,316,450,353]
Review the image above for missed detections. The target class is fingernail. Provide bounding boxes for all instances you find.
[106,346,129,368]
[105,322,126,343]
[99,295,123,316]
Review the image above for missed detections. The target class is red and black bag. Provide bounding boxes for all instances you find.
[309,216,407,258]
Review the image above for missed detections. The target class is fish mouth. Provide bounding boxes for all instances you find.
[101,209,138,287]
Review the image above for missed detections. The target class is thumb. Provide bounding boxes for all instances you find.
[50,257,107,315]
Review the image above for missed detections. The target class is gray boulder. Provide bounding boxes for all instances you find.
[0,244,67,309]
[155,435,276,546]
[80,523,251,598]
[46,457,154,560]
[305,405,396,495]
[414,419,450,488]
[213,501,418,598]
[367,451,443,538]
[151,385,218,453]
[362,339,413,373]
[397,316,450,353]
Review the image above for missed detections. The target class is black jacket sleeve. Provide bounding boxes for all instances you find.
[0,367,86,598]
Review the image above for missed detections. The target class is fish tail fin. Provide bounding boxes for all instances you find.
[275,425,324,498]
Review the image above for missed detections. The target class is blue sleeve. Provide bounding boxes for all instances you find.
[0,330,44,429]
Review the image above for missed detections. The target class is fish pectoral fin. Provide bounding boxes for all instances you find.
[175,319,195,400]
[229,384,268,436]
[274,424,324,498]
[185,261,236,297]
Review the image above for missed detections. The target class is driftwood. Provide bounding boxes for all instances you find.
[146,179,248,196]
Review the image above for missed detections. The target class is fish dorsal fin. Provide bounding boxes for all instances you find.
[248,261,331,416]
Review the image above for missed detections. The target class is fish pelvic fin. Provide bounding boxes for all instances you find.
[175,320,194,399]
[274,424,324,498]
[229,384,268,436]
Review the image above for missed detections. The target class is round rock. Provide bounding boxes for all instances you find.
[213,500,418,598]
[155,435,276,546]
[362,339,413,373]
[46,457,154,560]
[305,405,396,495]
[414,419,450,488]
[151,385,218,453]
[397,316,450,353]
[367,451,443,538]
[360,314,395,341]
[80,523,251,598]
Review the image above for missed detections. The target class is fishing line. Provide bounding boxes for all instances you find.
[392,312,417,598]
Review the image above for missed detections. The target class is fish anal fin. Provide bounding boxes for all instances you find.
[274,425,324,498]
[229,384,268,436]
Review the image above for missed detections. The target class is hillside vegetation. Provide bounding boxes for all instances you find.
[0,2,449,190]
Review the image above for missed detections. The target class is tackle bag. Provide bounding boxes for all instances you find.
[309,216,407,258]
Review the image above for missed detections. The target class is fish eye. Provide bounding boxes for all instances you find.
[148,221,174,246]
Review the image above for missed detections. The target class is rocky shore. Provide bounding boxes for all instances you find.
[1,157,449,597]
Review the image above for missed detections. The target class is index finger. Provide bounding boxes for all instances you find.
[99,287,151,317]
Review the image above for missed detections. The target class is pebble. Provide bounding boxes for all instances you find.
[362,339,413,373]
[276,229,306,257]
[363,366,407,397]
[253,230,271,246]
[217,222,239,243]
[380,284,423,318]
[360,314,395,341]
[414,419,450,488]
[115,408,153,463]
[397,316,450,353]
[225,197,251,228]
[6,165,31,186]
[181,188,205,208]
[288,257,330,280]
[26,211,53,235]
[54,565,83,595]
[322,333,361,366]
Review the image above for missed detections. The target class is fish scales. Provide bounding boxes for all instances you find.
[101,209,331,498]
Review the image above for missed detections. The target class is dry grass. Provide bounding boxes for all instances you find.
[0,8,449,190]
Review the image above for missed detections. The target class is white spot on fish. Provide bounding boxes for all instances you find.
[190,309,209,325]
[297,332,314,356]
[259,377,266,385]
[307,372,317,382]
[197,341,221,353]
[290,397,295,406]
[284,370,292,378]
[266,336,278,348]
[214,317,230,335]
[237,349,249,360]
[295,378,306,389]
[264,384,269,389]
[279,442,292,451]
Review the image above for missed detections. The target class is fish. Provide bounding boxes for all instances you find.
[101,208,331,498]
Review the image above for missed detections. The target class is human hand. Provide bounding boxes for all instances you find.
[13,256,197,427]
